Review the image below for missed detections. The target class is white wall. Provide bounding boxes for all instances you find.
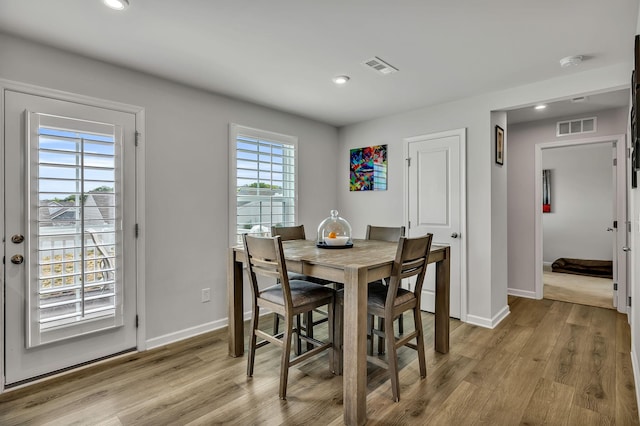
[338,65,631,326]
[0,33,339,344]
[507,108,626,295]
[542,143,614,263]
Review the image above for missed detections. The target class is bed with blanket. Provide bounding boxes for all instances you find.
[551,258,613,279]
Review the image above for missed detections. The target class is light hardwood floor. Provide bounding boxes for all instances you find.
[0,296,638,425]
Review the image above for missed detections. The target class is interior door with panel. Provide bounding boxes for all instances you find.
[406,129,465,319]
[4,90,137,385]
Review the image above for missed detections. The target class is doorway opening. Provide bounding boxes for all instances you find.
[534,135,627,312]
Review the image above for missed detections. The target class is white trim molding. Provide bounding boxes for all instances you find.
[507,288,538,299]
[534,134,627,311]
[466,305,510,329]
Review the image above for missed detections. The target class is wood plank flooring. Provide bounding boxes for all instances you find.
[0,296,637,425]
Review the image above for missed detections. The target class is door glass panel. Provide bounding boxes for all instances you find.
[27,112,123,347]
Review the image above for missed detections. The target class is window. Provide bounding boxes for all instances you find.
[28,112,122,347]
[557,117,597,136]
[229,124,297,244]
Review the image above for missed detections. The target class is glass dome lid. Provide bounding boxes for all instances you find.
[317,210,352,247]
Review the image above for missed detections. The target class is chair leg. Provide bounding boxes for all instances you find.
[328,301,335,373]
[273,313,280,334]
[377,316,385,355]
[367,314,374,355]
[279,315,294,400]
[305,311,314,351]
[335,303,343,375]
[247,303,260,377]
[295,315,303,355]
[413,308,427,378]
[398,313,404,334]
[385,315,400,402]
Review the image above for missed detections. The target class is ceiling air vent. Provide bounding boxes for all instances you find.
[362,56,399,75]
[557,116,597,137]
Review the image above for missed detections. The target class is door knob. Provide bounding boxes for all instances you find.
[11,254,24,264]
[623,247,631,252]
[451,233,459,239]
[11,234,24,244]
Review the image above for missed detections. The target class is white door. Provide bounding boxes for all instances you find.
[4,90,137,385]
[406,129,465,319]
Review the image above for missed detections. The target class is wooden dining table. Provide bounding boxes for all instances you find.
[227,238,450,426]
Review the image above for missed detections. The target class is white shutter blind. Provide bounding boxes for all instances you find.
[232,125,297,244]
[27,112,123,347]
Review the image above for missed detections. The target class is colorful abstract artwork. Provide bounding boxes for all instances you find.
[350,145,387,191]
[542,169,551,213]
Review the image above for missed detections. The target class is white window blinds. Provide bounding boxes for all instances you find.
[230,124,297,244]
[27,112,123,347]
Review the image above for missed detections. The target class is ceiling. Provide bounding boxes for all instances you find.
[506,89,630,125]
[0,0,637,127]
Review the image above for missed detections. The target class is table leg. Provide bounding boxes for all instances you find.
[343,265,368,426]
[228,248,244,357]
[434,246,450,354]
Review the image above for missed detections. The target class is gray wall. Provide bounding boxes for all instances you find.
[507,108,626,295]
[0,30,633,344]
[542,143,614,264]
[0,33,339,344]
[337,65,630,326]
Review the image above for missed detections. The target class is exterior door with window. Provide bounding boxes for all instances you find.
[4,90,137,385]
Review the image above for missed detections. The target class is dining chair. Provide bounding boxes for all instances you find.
[243,234,335,400]
[336,233,433,402]
[271,225,334,353]
[366,225,406,354]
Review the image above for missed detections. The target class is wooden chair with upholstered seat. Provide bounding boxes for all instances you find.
[366,225,406,354]
[336,233,433,402]
[271,225,334,353]
[243,234,335,400]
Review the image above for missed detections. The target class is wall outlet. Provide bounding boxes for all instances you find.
[201,288,211,303]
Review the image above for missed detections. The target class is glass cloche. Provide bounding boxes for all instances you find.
[317,210,353,247]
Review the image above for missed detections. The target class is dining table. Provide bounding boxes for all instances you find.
[227,238,450,426]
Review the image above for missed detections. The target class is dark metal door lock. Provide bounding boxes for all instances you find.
[11,234,24,244]
[11,254,24,264]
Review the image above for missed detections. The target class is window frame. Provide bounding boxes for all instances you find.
[228,124,298,245]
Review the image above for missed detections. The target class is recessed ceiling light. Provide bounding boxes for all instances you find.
[534,104,547,110]
[103,0,129,10]
[332,75,350,85]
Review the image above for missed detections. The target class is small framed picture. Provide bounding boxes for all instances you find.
[495,125,505,166]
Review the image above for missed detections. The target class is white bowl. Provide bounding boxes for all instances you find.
[323,236,350,246]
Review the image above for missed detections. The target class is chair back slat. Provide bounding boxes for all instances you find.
[386,234,433,308]
[271,225,306,241]
[243,234,293,309]
[366,225,406,242]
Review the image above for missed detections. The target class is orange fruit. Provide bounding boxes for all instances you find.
[328,231,337,238]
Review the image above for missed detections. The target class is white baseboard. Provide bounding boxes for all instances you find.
[466,305,510,329]
[146,319,228,350]
[508,288,538,299]
[145,310,256,350]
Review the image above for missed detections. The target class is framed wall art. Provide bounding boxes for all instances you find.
[350,144,387,191]
[495,125,505,166]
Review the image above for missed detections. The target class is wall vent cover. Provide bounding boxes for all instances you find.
[362,56,399,75]
[556,116,597,137]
